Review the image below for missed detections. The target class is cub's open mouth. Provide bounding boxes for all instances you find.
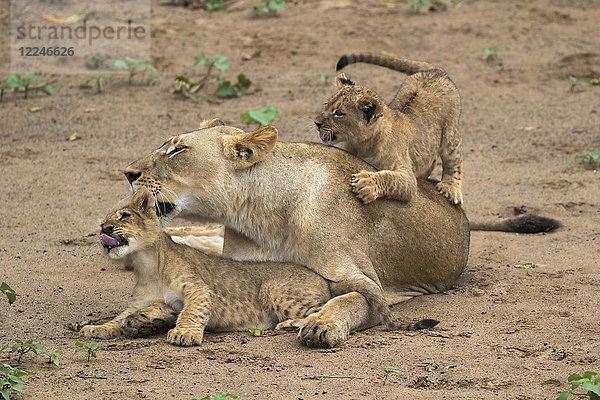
[100,234,127,249]
[156,201,175,217]
[319,132,336,143]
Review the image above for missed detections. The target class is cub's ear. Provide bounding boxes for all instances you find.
[222,126,278,168]
[199,118,225,129]
[336,72,355,89]
[131,188,155,216]
[357,97,380,124]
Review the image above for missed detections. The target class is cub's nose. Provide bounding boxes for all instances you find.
[124,170,141,184]
[101,225,114,236]
[314,121,323,130]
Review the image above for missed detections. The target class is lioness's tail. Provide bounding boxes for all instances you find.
[397,318,440,331]
[336,53,436,75]
[470,214,561,233]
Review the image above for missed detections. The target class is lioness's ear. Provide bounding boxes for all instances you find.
[222,126,278,168]
[357,97,380,124]
[131,189,155,216]
[336,72,355,89]
[199,118,225,129]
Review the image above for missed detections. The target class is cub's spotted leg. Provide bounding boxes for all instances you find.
[79,299,156,339]
[276,292,379,348]
[351,166,417,204]
[260,274,330,323]
[121,301,178,338]
[166,280,211,346]
[437,126,463,205]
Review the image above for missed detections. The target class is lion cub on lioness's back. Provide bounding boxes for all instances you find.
[78,189,334,346]
[315,53,463,205]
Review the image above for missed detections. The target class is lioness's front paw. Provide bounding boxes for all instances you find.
[350,170,380,204]
[80,324,119,340]
[436,181,463,205]
[277,315,347,348]
[166,327,204,346]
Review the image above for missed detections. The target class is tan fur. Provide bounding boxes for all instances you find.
[314,53,464,205]
[81,189,335,346]
[121,123,470,347]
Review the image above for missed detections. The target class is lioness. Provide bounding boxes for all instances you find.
[122,122,470,347]
[79,188,436,346]
[314,53,463,205]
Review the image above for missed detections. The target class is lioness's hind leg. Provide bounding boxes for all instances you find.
[121,301,178,338]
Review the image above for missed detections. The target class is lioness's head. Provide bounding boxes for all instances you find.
[314,73,385,146]
[123,120,278,221]
[100,189,161,259]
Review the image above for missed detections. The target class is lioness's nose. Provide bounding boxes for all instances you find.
[314,121,323,129]
[124,170,141,184]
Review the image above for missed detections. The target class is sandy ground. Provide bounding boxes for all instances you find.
[1,0,599,399]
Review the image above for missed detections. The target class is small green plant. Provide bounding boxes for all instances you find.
[240,106,282,126]
[74,341,105,363]
[482,46,505,62]
[590,78,600,86]
[568,76,587,92]
[1,74,56,101]
[558,370,600,400]
[0,283,16,305]
[408,0,446,11]
[114,57,157,85]
[173,53,251,101]
[578,150,600,169]
[1,363,34,400]
[1,340,43,364]
[372,366,400,386]
[206,0,226,11]
[85,53,109,70]
[43,350,63,367]
[248,329,261,337]
[85,374,98,391]
[195,394,238,400]
[80,72,110,93]
[252,0,286,15]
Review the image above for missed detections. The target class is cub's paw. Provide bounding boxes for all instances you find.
[79,324,119,340]
[277,316,347,348]
[166,327,204,347]
[350,170,380,204]
[121,312,176,338]
[436,181,463,205]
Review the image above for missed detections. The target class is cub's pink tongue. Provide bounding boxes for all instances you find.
[101,233,119,247]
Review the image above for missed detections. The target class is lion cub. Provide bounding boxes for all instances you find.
[314,53,463,205]
[78,188,333,346]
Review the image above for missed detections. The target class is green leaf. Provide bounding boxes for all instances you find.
[582,382,600,396]
[249,328,261,337]
[212,55,229,72]
[237,74,251,89]
[216,81,234,97]
[193,53,209,67]
[114,59,129,69]
[269,0,286,11]
[1,388,10,400]
[569,374,583,382]
[42,84,56,96]
[249,106,281,125]
[557,391,571,400]
[5,75,23,88]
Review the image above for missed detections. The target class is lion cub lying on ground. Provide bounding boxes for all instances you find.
[78,188,437,347]
[315,53,464,205]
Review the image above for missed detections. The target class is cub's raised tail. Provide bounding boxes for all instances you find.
[336,53,436,75]
[471,215,561,234]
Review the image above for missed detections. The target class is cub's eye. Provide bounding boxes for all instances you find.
[118,212,131,220]
[166,146,187,157]
[332,110,345,117]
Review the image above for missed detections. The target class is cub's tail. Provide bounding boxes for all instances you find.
[336,53,436,75]
[470,214,561,234]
